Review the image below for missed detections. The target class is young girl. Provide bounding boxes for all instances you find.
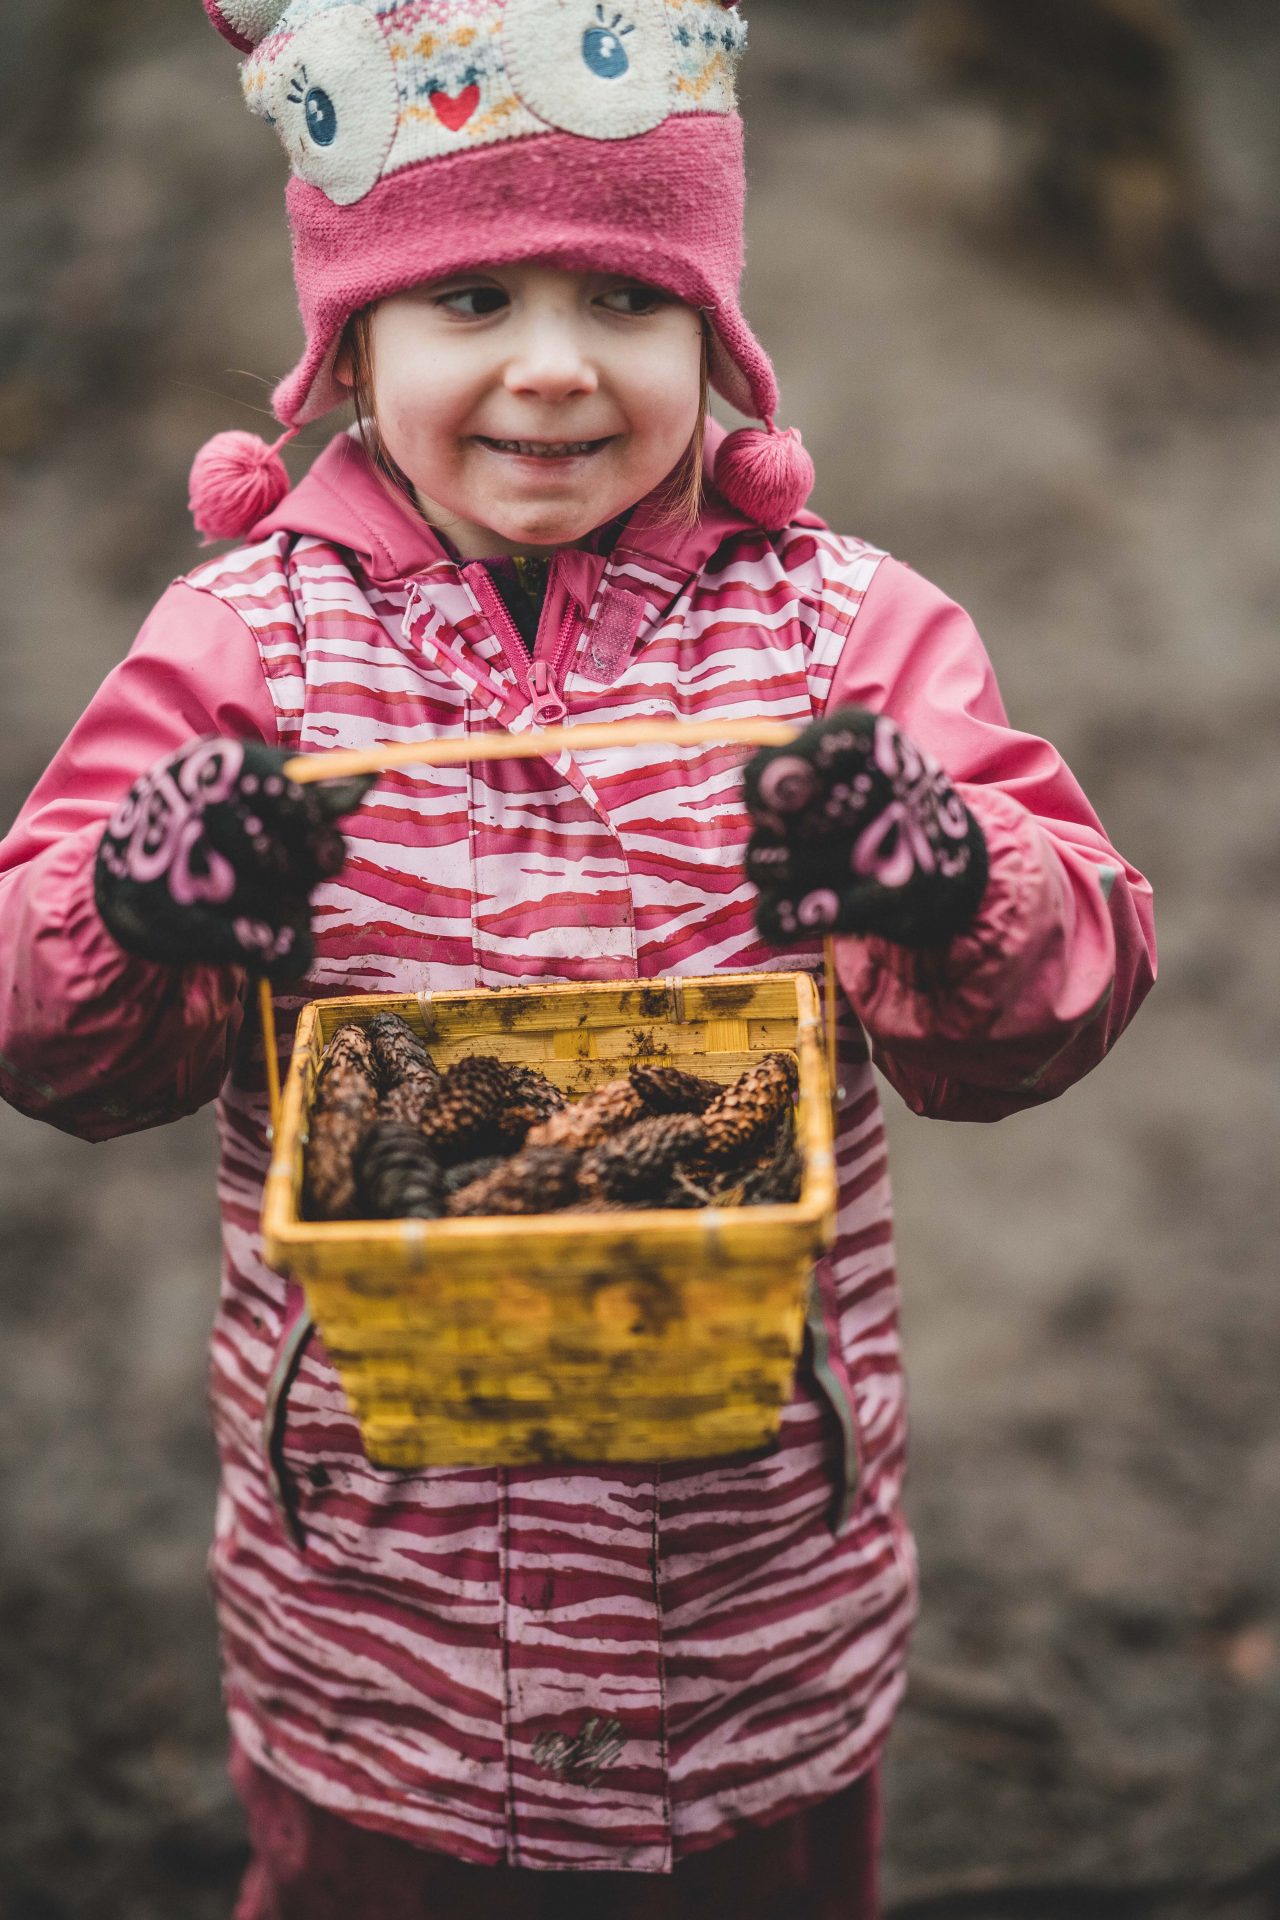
[0,2,1156,1914]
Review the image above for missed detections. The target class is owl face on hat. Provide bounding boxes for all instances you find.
[208,0,747,207]
[200,0,785,457]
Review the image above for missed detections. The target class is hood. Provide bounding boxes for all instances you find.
[249,420,796,596]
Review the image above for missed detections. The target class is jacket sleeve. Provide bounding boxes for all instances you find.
[0,581,278,1141]
[821,555,1156,1121]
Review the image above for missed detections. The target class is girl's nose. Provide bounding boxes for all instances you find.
[502,323,600,403]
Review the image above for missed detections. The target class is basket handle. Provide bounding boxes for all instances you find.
[279,715,798,788]
[259,718,841,1132]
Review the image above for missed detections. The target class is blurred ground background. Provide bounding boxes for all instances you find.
[2,2,1279,1914]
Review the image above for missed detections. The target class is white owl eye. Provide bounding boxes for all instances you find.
[502,0,676,140]
[256,5,397,206]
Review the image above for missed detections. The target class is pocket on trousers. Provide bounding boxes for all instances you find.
[260,1285,482,1588]
[803,1269,864,1537]
[260,1283,320,1553]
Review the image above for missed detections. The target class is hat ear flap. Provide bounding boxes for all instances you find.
[201,0,290,51]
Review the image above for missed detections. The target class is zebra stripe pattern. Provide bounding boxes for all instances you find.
[193,509,916,1868]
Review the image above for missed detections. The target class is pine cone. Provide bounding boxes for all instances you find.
[378,1073,438,1130]
[358,1121,445,1219]
[304,1092,377,1220]
[739,1116,803,1206]
[420,1054,509,1163]
[313,1056,376,1122]
[364,1012,439,1090]
[629,1064,723,1116]
[506,1064,567,1120]
[445,1145,581,1217]
[700,1053,799,1168]
[526,1078,646,1152]
[490,1103,540,1153]
[489,1066,568,1152]
[316,1021,377,1093]
[304,1023,379,1219]
[579,1114,707,1203]
[441,1154,508,1199]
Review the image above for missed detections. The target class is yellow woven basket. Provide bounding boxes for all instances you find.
[258,720,838,1470]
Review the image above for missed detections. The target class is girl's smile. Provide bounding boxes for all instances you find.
[335,264,705,560]
[474,436,615,459]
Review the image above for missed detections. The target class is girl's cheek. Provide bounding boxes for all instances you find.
[387,393,447,456]
[380,410,416,465]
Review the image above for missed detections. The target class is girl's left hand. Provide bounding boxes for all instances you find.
[742,708,988,949]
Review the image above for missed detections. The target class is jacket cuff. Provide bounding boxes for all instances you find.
[834,785,1063,1046]
[0,829,245,1132]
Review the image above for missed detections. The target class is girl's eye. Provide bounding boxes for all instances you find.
[429,283,665,318]
[599,283,669,316]
[435,286,511,318]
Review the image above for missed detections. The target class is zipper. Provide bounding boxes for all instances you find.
[529,594,578,724]
[544,601,580,692]
[462,561,578,727]
[464,563,535,699]
[530,658,567,726]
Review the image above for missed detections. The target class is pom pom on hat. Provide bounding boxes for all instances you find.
[714,420,815,531]
[188,428,297,544]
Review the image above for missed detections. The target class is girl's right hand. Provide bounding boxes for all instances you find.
[93,737,371,981]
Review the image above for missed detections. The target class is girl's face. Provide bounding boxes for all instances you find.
[334,265,705,559]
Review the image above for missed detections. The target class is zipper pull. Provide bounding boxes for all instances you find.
[530,659,567,726]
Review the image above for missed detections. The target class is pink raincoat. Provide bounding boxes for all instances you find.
[0,428,1155,1872]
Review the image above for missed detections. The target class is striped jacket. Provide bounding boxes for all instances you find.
[0,430,1155,1870]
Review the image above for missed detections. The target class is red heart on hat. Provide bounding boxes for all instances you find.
[431,85,480,131]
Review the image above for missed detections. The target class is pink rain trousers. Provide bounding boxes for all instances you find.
[230,1741,881,1920]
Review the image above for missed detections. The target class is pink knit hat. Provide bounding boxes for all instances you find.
[192,0,813,537]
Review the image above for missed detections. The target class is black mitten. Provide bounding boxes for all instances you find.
[94,737,371,981]
[743,708,988,949]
